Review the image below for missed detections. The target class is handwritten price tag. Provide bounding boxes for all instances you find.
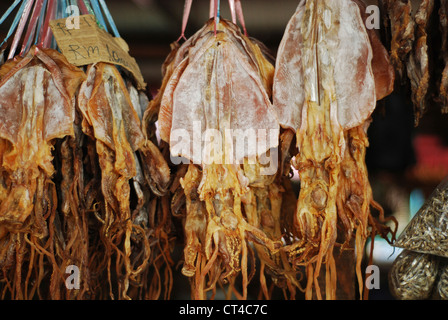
[49,14,146,90]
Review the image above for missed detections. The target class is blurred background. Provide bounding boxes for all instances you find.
[1,0,447,300]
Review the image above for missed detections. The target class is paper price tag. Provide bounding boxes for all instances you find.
[50,14,146,90]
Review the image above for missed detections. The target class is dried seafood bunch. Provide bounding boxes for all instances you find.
[380,0,448,125]
[381,0,416,84]
[77,62,172,300]
[0,0,172,300]
[390,177,448,300]
[272,0,397,300]
[149,0,302,298]
[0,46,85,299]
[0,0,89,299]
[57,2,173,300]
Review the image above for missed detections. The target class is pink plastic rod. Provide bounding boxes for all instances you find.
[235,0,247,36]
[77,0,90,15]
[40,0,56,48]
[228,0,236,24]
[213,0,218,35]
[20,0,44,56]
[177,0,192,42]
[209,0,214,18]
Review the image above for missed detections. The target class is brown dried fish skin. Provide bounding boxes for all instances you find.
[440,66,448,113]
[439,1,448,113]
[383,0,415,82]
[406,0,434,125]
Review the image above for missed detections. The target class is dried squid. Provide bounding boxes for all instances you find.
[0,0,173,300]
[406,0,434,126]
[273,0,397,300]
[380,0,448,125]
[154,18,287,299]
[0,46,85,299]
[76,62,172,300]
[381,0,415,84]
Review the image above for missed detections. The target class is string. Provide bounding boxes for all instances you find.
[58,0,66,19]
[77,0,89,15]
[1,0,122,58]
[33,0,48,45]
[0,0,28,48]
[8,0,35,59]
[40,0,56,48]
[0,0,22,26]
[90,0,108,31]
[99,0,120,37]
[228,0,236,24]
[82,0,95,16]
[20,0,45,55]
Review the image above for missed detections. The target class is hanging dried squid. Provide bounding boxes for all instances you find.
[0,0,173,300]
[152,16,293,299]
[76,61,172,300]
[0,46,85,299]
[381,0,415,84]
[273,0,397,300]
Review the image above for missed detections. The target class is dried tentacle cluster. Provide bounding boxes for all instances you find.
[381,0,448,125]
[0,47,86,299]
[0,0,409,301]
[272,0,397,300]
[0,46,173,300]
[152,0,398,301]
[152,18,293,300]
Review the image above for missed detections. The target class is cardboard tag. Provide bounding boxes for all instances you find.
[49,15,146,90]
